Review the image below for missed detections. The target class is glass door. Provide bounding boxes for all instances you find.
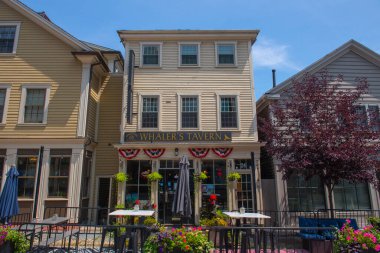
[158,160,194,224]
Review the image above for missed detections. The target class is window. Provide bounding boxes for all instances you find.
[49,149,71,198]
[180,44,199,66]
[181,97,198,128]
[368,105,380,132]
[0,150,5,189]
[125,160,151,207]
[287,175,326,211]
[0,89,6,123]
[17,149,39,198]
[141,96,158,128]
[220,96,238,128]
[334,181,371,210]
[201,160,227,210]
[0,23,20,54]
[216,43,236,65]
[19,86,50,124]
[142,44,160,66]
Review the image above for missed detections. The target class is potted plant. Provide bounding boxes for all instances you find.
[227,172,241,189]
[335,220,380,252]
[0,225,28,253]
[143,226,213,253]
[146,171,163,182]
[134,199,140,211]
[194,171,208,187]
[114,172,128,183]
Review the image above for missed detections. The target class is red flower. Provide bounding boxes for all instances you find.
[209,194,217,201]
[135,199,140,205]
[152,203,157,209]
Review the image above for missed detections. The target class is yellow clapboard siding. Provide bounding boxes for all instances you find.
[95,75,123,176]
[0,1,83,139]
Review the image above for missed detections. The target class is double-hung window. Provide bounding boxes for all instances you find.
[19,85,50,124]
[0,89,6,123]
[216,43,236,65]
[180,44,199,66]
[0,23,20,54]
[181,97,198,128]
[49,149,71,198]
[141,96,158,128]
[142,44,160,66]
[220,96,238,128]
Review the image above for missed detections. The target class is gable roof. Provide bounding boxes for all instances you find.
[257,40,380,111]
[2,0,92,51]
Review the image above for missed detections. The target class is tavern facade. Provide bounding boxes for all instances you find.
[110,30,262,223]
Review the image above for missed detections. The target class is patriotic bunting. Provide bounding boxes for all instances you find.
[143,149,165,158]
[188,148,210,158]
[212,148,233,158]
[118,149,140,160]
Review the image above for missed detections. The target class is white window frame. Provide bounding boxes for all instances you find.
[18,84,51,125]
[0,84,11,124]
[48,154,71,199]
[138,93,161,130]
[140,42,162,67]
[215,41,238,67]
[177,93,201,130]
[0,21,21,55]
[178,42,201,67]
[216,92,240,130]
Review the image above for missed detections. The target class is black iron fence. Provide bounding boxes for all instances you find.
[44,206,114,225]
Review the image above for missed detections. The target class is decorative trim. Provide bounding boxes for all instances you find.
[188,148,209,158]
[0,84,11,124]
[77,63,91,137]
[212,148,233,158]
[118,149,140,160]
[143,148,165,159]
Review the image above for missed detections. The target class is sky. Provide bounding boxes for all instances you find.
[21,0,380,99]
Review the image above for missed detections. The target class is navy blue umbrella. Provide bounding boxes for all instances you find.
[0,166,19,223]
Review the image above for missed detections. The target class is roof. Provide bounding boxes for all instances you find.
[118,29,260,44]
[257,40,380,111]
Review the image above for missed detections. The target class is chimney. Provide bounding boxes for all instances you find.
[272,69,276,88]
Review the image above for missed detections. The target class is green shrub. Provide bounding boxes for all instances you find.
[147,172,163,182]
[227,172,241,181]
[114,172,128,183]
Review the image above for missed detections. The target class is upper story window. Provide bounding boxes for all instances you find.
[142,44,161,66]
[0,22,21,54]
[216,43,236,66]
[355,104,380,132]
[141,96,159,128]
[181,96,198,128]
[0,85,10,124]
[18,85,50,124]
[220,96,238,128]
[180,44,199,66]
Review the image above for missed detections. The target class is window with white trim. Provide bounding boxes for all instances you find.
[180,44,199,66]
[141,96,158,128]
[0,23,20,54]
[0,89,6,123]
[220,96,238,128]
[181,96,198,128]
[19,85,50,124]
[48,149,71,198]
[217,43,236,65]
[142,45,160,66]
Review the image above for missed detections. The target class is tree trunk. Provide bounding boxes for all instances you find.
[326,184,335,218]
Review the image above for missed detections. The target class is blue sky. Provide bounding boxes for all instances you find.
[22,0,380,99]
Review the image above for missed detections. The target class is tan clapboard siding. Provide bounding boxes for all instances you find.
[0,1,82,138]
[95,74,123,176]
[325,51,380,103]
[87,73,101,140]
[124,40,257,142]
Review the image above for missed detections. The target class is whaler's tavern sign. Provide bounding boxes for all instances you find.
[124,131,232,142]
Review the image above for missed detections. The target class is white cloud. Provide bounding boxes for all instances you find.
[252,38,301,71]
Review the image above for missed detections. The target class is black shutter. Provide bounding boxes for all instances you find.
[126,50,135,124]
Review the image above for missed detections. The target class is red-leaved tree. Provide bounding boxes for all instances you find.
[260,71,380,215]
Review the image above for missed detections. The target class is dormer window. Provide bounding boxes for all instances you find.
[141,43,161,66]
[0,22,21,54]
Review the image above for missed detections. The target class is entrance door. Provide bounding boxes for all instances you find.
[158,168,194,224]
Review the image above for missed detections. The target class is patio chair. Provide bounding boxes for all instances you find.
[100,226,137,253]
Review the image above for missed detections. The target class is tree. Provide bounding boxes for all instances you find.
[260,71,380,216]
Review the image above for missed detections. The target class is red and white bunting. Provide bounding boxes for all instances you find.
[212,148,233,158]
[143,149,165,159]
[118,149,140,160]
[188,148,210,158]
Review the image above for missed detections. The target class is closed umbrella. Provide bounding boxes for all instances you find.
[0,166,19,223]
[172,155,192,219]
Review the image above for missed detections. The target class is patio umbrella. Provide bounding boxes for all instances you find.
[0,165,19,223]
[172,155,192,218]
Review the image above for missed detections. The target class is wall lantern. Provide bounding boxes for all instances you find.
[174,148,179,156]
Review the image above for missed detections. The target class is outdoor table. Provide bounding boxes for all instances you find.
[109,210,155,225]
[32,216,69,238]
[223,212,271,252]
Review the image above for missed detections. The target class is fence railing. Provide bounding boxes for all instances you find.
[44,206,114,225]
[8,212,31,225]
[17,223,337,253]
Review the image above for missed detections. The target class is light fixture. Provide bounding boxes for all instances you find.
[174,148,179,156]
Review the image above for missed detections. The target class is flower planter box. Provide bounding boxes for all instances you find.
[0,241,14,253]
